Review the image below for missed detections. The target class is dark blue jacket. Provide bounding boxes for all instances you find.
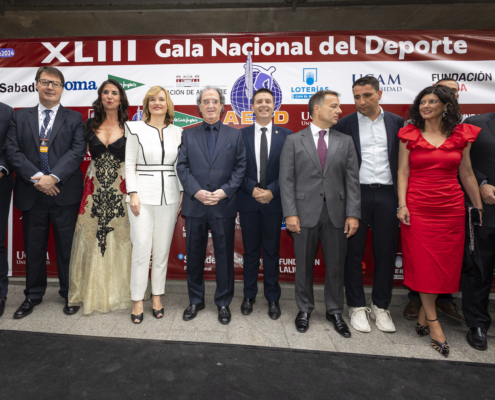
[0,102,14,193]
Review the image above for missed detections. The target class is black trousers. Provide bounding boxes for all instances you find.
[22,194,79,300]
[239,208,282,302]
[462,225,495,330]
[0,188,12,299]
[185,208,236,307]
[344,185,398,309]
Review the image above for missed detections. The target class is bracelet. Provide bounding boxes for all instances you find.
[396,204,407,213]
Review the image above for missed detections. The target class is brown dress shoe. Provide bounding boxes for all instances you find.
[403,298,421,320]
[436,301,465,323]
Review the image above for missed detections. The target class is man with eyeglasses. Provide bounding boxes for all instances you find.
[177,87,246,325]
[4,66,86,318]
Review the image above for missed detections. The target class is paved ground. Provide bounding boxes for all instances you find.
[1,282,494,364]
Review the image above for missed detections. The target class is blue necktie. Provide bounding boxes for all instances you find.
[40,109,52,175]
[206,125,216,161]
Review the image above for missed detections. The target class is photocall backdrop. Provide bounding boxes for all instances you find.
[1,30,494,288]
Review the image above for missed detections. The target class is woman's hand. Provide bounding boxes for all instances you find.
[130,193,141,216]
[397,205,411,225]
[178,192,183,216]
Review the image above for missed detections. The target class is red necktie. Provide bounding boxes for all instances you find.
[317,130,327,171]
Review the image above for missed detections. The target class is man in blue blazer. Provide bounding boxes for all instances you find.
[0,102,14,318]
[4,67,86,319]
[177,87,246,325]
[237,88,292,320]
[334,76,403,334]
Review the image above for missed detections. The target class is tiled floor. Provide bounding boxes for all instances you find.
[1,282,494,364]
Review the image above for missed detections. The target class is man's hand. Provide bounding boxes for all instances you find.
[194,189,218,206]
[480,183,495,205]
[286,215,300,234]
[344,217,359,238]
[178,192,183,215]
[0,172,4,180]
[252,187,273,204]
[31,175,60,195]
[210,189,227,203]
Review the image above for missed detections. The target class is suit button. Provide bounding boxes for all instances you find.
[210,169,213,171]
[320,193,323,196]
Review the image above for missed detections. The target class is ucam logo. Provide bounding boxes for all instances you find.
[291,68,329,99]
[352,74,402,92]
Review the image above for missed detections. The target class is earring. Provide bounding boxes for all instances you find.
[442,111,447,117]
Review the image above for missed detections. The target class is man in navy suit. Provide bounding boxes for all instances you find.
[4,66,86,318]
[237,88,292,320]
[334,76,403,334]
[177,87,246,325]
[0,102,14,318]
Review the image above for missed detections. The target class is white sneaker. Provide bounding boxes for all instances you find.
[370,302,396,332]
[348,307,371,333]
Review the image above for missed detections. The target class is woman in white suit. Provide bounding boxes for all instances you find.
[125,86,183,324]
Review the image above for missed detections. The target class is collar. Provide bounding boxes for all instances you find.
[255,121,272,133]
[357,106,384,122]
[39,103,61,114]
[310,123,329,136]
[203,120,221,131]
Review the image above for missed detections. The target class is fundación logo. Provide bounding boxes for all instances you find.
[108,75,144,91]
[291,68,329,99]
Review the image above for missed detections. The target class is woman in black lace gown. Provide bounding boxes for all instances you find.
[68,79,135,314]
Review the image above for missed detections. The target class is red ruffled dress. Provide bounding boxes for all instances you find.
[398,123,480,293]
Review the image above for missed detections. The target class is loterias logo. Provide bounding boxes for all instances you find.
[173,111,202,128]
[109,75,144,91]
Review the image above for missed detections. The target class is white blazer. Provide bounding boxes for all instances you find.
[125,121,183,206]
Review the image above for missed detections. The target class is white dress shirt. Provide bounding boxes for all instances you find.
[310,123,329,149]
[254,121,272,183]
[32,103,61,182]
[357,107,393,185]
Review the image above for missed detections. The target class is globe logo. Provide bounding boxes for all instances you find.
[230,53,283,119]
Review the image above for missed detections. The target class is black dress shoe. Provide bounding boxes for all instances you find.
[467,327,488,351]
[241,298,255,315]
[63,301,80,316]
[295,311,311,333]
[218,306,231,325]
[183,302,205,321]
[327,312,351,338]
[0,297,6,318]
[13,298,42,319]
[268,302,281,320]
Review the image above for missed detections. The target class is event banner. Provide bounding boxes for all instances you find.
[1,30,494,286]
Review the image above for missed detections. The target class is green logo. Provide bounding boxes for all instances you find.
[108,75,144,91]
[173,111,202,128]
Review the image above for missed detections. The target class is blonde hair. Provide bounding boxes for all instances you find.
[142,86,175,125]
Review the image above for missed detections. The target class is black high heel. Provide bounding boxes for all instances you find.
[426,317,449,357]
[131,313,144,324]
[415,322,430,337]
[152,294,164,319]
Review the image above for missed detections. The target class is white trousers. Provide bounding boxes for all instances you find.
[128,200,179,301]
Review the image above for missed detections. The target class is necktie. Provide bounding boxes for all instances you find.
[206,125,216,161]
[317,130,327,171]
[40,109,52,175]
[259,127,268,188]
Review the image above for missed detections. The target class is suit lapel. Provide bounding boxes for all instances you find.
[267,124,282,168]
[246,125,257,167]
[48,105,68,145]
[324,129,341,175]
[28,106,40,147]
[301,128,321,173]
[211,123,229,164]
[383,111,394,160]
[192,124,210,163]
[487,115,495,139]
[350,113,361,163]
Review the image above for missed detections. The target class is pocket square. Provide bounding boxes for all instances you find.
[226,143,232,148]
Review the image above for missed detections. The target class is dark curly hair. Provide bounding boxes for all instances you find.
[407,85,462,138]
[90,79,129,132]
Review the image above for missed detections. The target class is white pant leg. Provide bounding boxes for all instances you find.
[128,203,154,301]
[150,200,179,296]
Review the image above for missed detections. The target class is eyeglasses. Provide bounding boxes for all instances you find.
[202,99,219,105]
[37,79,63,88]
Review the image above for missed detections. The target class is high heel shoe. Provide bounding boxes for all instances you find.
[152,294,164,319]
[415,322,430,337]
[131,313,144,324]
[427,317,449,357]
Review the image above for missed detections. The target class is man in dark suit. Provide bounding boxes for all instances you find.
[280,90,360,337]
[0,102,14,318]
[237,88,292,320]
[461,112,495,351]
[334,76,403,334]
[177,87,246,325]
[4,66,86,318]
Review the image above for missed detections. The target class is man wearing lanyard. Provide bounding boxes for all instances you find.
[5,66,86,318]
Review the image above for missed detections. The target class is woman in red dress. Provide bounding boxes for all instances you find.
[397,86,483,357]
